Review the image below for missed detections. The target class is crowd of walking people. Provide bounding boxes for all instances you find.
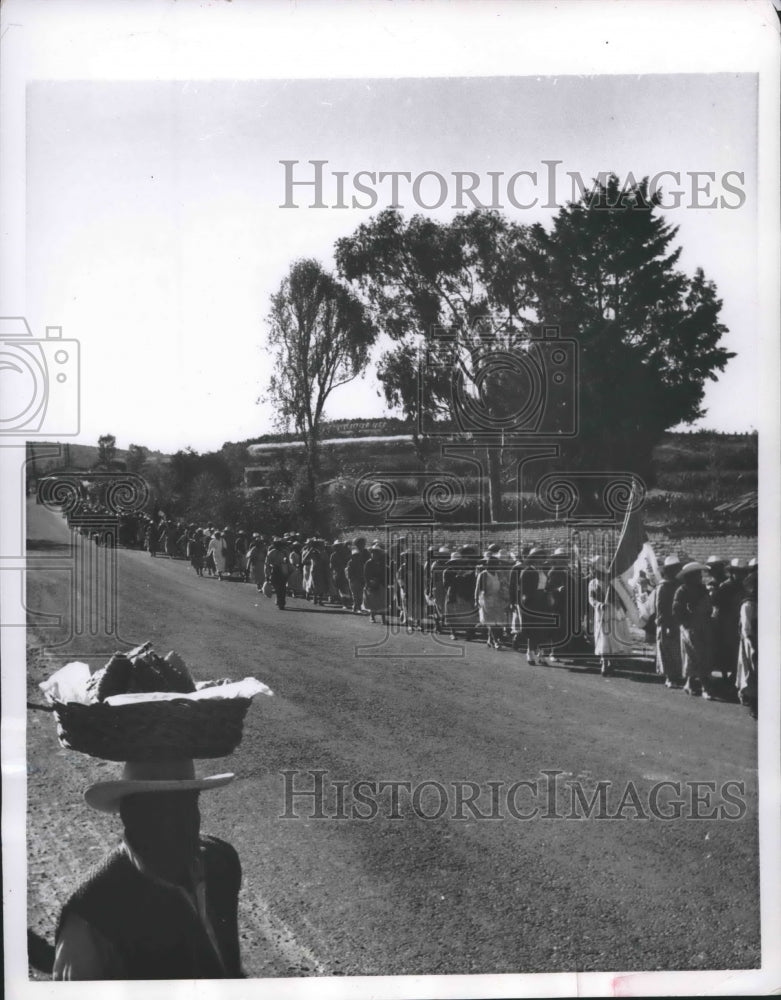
[67,506,758,718]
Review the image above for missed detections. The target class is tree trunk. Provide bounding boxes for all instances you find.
[305,438,320,531]
[486,446,503,523]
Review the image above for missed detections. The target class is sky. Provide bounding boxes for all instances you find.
[22,71,760,454]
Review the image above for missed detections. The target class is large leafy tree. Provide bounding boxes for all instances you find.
[336,178,734,517]
[265,259,376,524]
[335,209,533,520]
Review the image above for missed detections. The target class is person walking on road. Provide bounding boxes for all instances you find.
[443,546,479,642]
[707,555,743,684]
[673,561,714,699]
[652,555,683,688]
[234,530,249,580]
[736,570,758,717]
[186,529,205,578]
[207,530,228,580]
[245,534,266,591]
[588,555,628,677]
[264,537,289,609]
[330,541,352,608]
[396,548,426,631]
[509,547,543,662]
[346,544,366,614]
[363,544,388,624]
[145,519,158,558]
[475,552,509,649]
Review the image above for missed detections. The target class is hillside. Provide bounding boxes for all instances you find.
[28,430,758,535]
[26,442,168,473]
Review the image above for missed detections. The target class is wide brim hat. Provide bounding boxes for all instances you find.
[706,554,725,566]
[730,557,747,569]
[85,758,234,814]
[663,555,681,568]
[678,561,707,579]
[437,546,451,556]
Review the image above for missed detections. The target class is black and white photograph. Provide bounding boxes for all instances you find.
[2,2,780,998]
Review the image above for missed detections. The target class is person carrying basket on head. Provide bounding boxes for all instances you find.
[37,644,272,980]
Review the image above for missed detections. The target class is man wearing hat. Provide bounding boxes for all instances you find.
[651,556,683,688]
[542,547,574,665]
[443,546,479,641]
[509,548,541,660]
[428,546,452,627]
[346,543,367,614]
[264,537,289,609]
[53,759,242,980]
[673,562,714,699]
[705,555,738,683]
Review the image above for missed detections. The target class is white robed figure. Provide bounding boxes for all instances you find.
[588,555,632,676]
[207,531,228,579]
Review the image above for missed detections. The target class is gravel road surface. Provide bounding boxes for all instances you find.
[25,502,760,978]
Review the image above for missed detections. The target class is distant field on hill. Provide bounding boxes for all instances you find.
[29,429,757,535]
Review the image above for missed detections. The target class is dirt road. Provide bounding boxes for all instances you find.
[25,502,759,977]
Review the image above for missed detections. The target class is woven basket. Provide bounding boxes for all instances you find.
[51,696,253,761]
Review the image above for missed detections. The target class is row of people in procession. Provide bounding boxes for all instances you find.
[76,509,760,717]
